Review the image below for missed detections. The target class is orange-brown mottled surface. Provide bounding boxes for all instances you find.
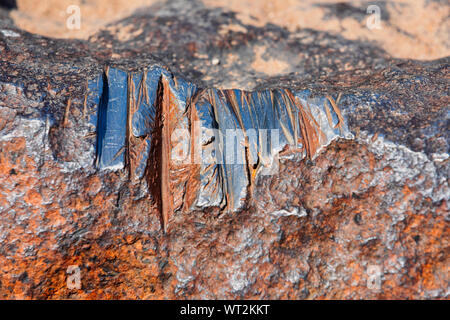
[0,0,448,300]
[0,131,448,299]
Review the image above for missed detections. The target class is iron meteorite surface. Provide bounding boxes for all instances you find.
[0,0,448,299]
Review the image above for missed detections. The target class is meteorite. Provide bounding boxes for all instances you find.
[89,66,353,230]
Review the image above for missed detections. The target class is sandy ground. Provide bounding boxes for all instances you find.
[10,0,159,39]
[9,0,450,60]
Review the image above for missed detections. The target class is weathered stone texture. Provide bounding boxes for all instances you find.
[0,0,448,299]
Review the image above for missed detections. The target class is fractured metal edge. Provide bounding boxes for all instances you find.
[87,65,354,228]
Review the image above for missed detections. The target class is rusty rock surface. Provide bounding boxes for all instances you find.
[0,1,449,299]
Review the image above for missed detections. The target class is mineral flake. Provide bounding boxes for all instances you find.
[0,0,448,300]
[89,66,353,227]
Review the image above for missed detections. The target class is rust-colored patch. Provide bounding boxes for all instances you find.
[160,76,174,231]
[294,94,325,159]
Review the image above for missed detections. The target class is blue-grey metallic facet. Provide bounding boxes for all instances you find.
[129,67,163,179]
[95,68,128,170]
[131,69,160,138]
[86,73,104,128]
[89,65,353,216]
[194,98,226,209]
[210,89,249,211]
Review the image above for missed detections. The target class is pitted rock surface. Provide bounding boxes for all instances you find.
[0,0,448,299]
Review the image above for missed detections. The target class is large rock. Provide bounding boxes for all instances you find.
[0,0,448,299]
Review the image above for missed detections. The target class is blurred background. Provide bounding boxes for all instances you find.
[1,0,449,60]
